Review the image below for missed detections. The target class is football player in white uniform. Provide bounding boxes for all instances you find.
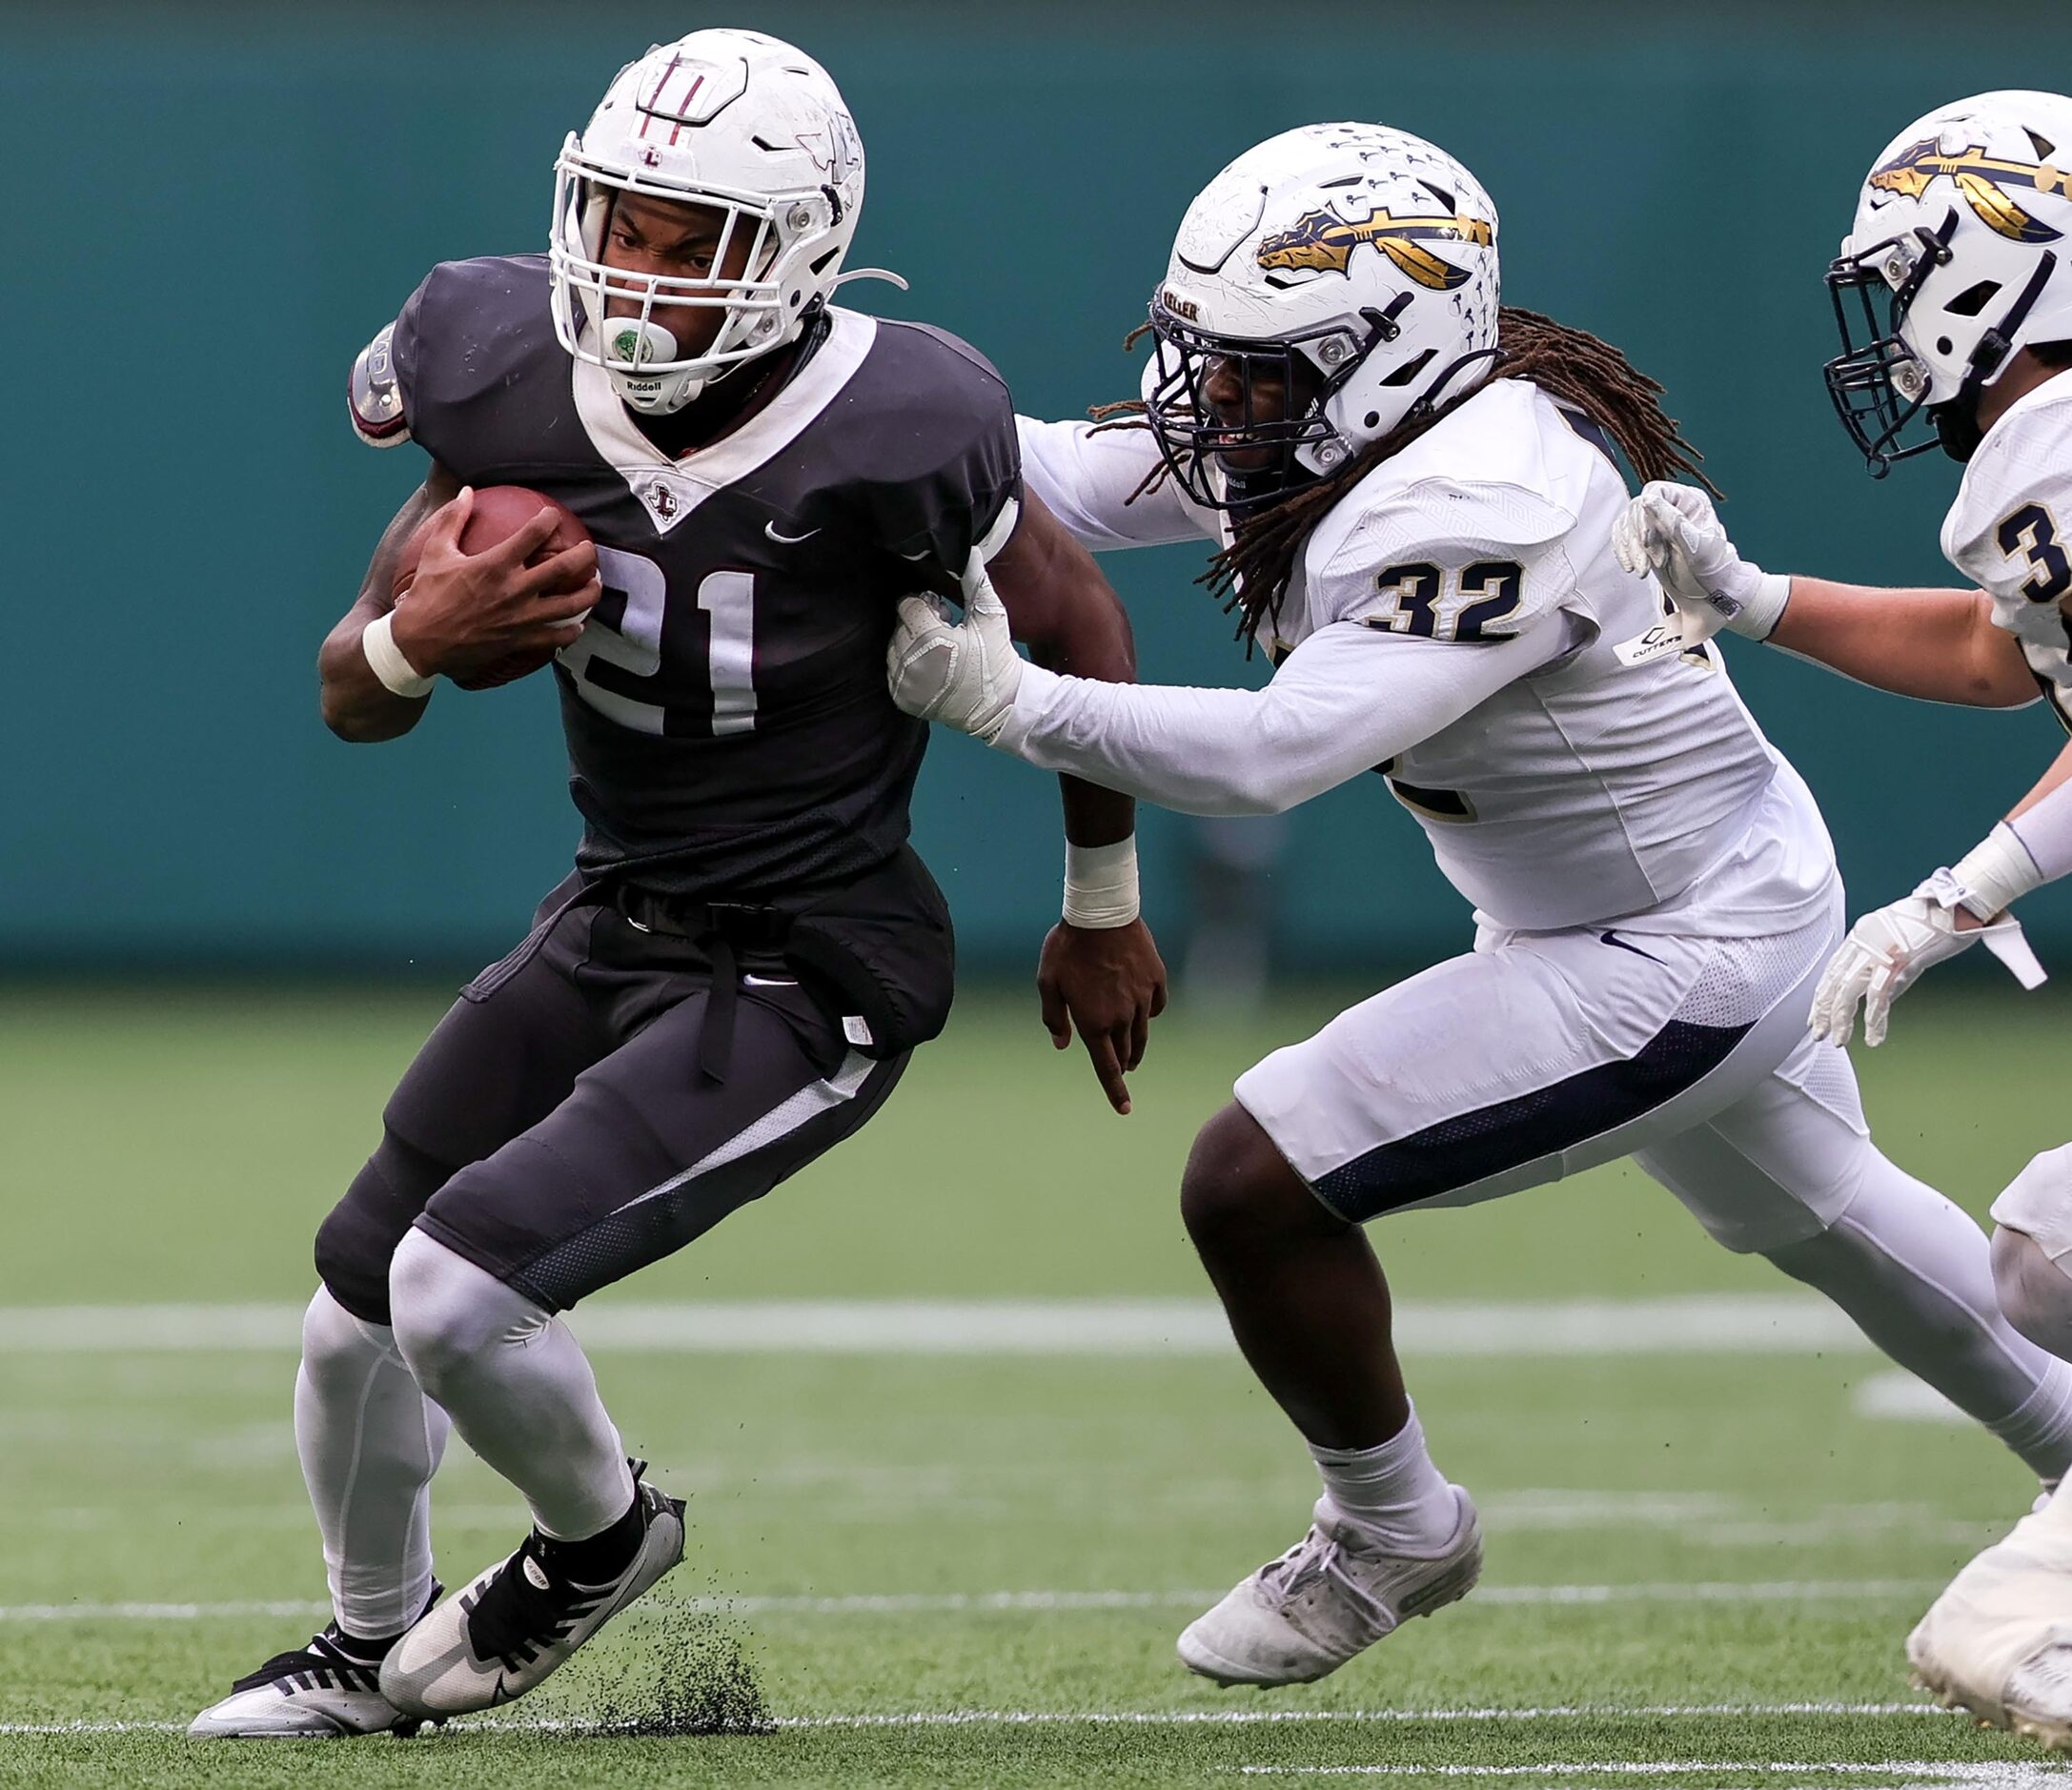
[886,121,2072,1690]
[1614,90,2072,1749]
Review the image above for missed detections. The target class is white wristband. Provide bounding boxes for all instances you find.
[1063,836,1140,928]
[1950,823,2045,918]
[362,610,434,699]
[1733,572,1793,642]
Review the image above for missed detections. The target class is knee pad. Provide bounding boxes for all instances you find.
[388,1227,548,1396]
[1994,1224,2072,1361]
[1992,1144,2072,1265]
[314,1129,456,1327]
[296,1285,403,1383]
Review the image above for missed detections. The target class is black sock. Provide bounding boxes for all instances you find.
[328,1581,437,1660]
[326,1623,400,1663]
[537,1493,644,1584]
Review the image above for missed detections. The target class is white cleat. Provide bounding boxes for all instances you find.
[188,1620,434,1739]
[379,1469,685,1719]
[1178,1489,1481,1687]
[1908,1499,2072,1750]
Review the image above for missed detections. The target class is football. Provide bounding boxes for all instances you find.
[391,485,592,689]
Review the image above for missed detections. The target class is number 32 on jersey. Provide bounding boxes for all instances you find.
[1369,560,1523,641]
[557,544,758,737]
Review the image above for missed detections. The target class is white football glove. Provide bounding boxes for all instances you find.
[1611,481,1791,655]
[1809,868,2046,1048]
[886,549,1023,744]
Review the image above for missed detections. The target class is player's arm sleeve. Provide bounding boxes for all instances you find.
[347,271,435,449]
[992,609,1569,816]
[1015,416,1218,551]
[2007,742,2072,885]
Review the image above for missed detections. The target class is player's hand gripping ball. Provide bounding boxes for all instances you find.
[391,486,596,690]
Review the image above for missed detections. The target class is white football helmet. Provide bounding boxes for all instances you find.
[549,30,867,414]
[1143,122,1500,510]
[1827,90,2072,473]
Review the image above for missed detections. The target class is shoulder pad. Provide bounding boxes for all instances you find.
[349,323,410,448]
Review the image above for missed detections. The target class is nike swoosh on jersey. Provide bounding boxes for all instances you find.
[764,520,820,543]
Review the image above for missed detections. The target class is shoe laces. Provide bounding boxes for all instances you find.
[2012,1644,2072,1704]
[1255,1523,1392,1635]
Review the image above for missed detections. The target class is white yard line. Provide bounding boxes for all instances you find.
[0,1702,1959,1737]
[1237,1766,2056,1784]
[0,1295,1880,1356]
[31,1491,1995,1543]
[0,1581,1942,1623]
[1852,1372,1969,1424]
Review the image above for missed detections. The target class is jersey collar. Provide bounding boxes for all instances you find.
[572,308,878,534]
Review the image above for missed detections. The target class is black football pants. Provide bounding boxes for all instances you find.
[315,898,907,1325]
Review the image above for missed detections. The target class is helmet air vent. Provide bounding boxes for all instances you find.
[1945,279,2002,317]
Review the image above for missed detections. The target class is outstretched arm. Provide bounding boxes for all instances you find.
[997,616,1563,813]
[892,581,1568,816]
[1766,578,2036,705]
[1613,481,2037,706]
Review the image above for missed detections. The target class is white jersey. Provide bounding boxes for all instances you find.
[1940,374,2072,731]
[1015,377,1836,937]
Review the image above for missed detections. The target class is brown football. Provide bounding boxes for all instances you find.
[391,485,592,689]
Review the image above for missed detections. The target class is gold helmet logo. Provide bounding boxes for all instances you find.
[1869,138,2069,245]
[1257,205,1493,290]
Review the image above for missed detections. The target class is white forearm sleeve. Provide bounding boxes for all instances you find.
[2009,772,2072,885]
[993,613,1567,816]
[1015,415,1216,551]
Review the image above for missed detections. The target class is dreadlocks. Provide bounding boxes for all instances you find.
[1095,308,1720,652]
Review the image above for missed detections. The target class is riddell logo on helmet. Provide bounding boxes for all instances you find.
[1160,288,1201,321]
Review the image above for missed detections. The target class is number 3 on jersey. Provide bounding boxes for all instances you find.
[1998,502,2072,606]
[557,545,758,736]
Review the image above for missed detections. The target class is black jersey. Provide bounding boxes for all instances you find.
[351,254,1021,898]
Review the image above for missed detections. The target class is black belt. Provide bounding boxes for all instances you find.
[466,880,793,1086]
[612,887,793,1086]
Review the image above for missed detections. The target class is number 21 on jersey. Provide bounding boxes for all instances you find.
[557,544,758,737]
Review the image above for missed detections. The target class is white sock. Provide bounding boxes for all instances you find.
[1764,1159,2072,1482]
[1309,1403,1458,1555]
[294,1287,450,1639]
[388,1229,635,1542]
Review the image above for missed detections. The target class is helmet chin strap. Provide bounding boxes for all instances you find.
[1931,250,2057,463]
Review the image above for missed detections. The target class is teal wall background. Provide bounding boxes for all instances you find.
[10,1,2072,975]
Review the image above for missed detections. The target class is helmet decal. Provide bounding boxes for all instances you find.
[1870,139,2067,244]
[1257,205,1493,289]
[548,30,870,416]
[1139,122,1500,507]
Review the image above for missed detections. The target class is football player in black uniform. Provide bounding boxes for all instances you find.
[189,29,1167,1739]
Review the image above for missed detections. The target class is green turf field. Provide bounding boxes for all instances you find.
[4,981,2071,1787]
